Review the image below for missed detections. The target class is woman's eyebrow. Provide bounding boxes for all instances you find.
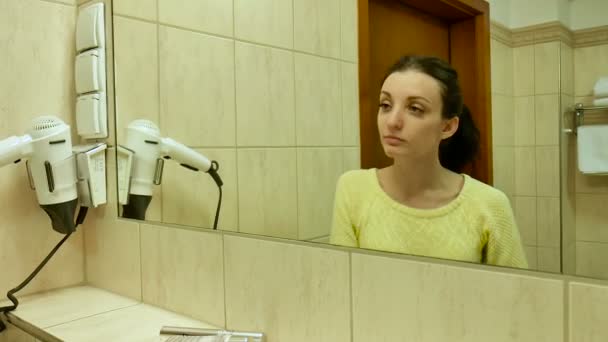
[407,95,431,104]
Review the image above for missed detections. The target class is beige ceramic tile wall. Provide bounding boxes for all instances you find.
[351,253,564,342]
[83,148,142,300]
[508,41,563,272]
[237,149,298,238]
[0,0,85,297]
[112,15,163,222]
[490,38,515,201]
[560,42,577,276]
[223,235,351,342]
[570,281,608,341]
[112,0,156,21]
[140,224,225,327]
[84,212,608,342]
[573,42,608,279]
[112,0,360,241]
[491,20,608,280]
[161,148,238,231]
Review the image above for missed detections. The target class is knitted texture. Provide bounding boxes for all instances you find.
[330,169,528,268]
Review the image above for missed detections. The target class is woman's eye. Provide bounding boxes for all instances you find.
[409,105,423,114]
[379,103,391,111]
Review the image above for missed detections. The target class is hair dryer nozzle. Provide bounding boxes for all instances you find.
[40,198,78,234]
[121,194,153,220]
[0,135,33,167]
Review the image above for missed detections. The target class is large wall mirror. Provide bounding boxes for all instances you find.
[111,0,608,280]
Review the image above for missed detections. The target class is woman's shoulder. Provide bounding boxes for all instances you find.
[339,168,374,182]
[463,175,511,209]
[337,169,377,193]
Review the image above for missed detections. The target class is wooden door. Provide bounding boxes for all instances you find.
[358,0,492,183]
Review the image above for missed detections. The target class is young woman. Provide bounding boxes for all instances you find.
[330,55,527,268]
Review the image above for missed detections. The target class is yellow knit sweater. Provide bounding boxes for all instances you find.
[330,169,528,268]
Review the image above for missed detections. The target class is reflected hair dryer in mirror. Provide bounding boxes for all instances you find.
[0,116,78,234]
[120,120,223,228]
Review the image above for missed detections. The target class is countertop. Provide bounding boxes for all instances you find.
[1,286,217,341]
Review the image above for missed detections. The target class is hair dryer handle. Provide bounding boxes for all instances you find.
[0,135,32,167]
[161,137,212,172]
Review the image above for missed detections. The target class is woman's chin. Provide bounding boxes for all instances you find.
[382,145,402,158]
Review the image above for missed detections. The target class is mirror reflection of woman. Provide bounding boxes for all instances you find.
[330,55,527,268]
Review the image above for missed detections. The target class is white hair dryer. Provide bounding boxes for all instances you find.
[0,116,78,234]
[121,119,223,221]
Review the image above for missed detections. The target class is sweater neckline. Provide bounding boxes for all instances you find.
[369,168,470,218]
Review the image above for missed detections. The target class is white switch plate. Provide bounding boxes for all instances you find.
[76,2,105,52]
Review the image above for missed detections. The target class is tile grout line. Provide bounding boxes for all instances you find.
[40,302,141,330]
[141,0,160,303]
[348,252,355,342]
[557,42,566,281]
[304,233,331,242]
[38,0,76,8]
[186,145,360,149]
[221,233,229,329]
[155,0,163,226]
[232,0,240,233]
[563,279,570,342]
[112,14,357,64]
[292,0,301,240]
[338,0,345,172]
[138,223,144,301]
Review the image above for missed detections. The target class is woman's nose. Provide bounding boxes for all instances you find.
[387,109,403,130]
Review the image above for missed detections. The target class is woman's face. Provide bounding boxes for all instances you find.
[377,70,457,160]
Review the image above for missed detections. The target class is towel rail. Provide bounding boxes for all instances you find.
[573,103,608,135]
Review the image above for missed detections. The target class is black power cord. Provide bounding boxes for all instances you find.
[212,186,222,230]
[177,159,223,230]
[209,160,223,230]
[0,207,88,333]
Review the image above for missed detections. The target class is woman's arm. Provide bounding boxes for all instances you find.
[486,193,529,268]
[329,174,359,247]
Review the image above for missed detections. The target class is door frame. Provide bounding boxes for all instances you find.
[358,0,492,184]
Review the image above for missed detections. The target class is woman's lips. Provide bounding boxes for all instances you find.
[383,135,404,146]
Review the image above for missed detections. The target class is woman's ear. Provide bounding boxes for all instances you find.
[441,116,459,140]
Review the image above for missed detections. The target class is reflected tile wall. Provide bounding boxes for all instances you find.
[297,148,344,240]
[158,0,233,37]
[159,26,235,147]
[237,149,298,239]
[113,16,159,144]
[235,42,295,147]
[113,0,157,21]
[293,0,340,58]
[498,35,567,273]
[573,42,608,279]
[113,0,360,239]
[234,0,293,49]
[161,148,238,231]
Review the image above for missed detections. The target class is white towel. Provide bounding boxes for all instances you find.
[593,77,608,98]
[578,124,608,174]
[593,97,608,107]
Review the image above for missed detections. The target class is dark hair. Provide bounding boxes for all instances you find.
[382,55,480,173]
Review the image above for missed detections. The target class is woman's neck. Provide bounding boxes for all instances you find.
[380,155,457,205]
